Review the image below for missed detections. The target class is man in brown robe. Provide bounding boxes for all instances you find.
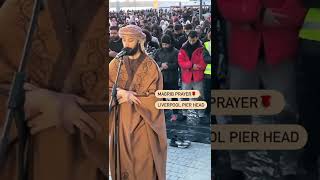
[0,0,108,179]
[109,25,167,180]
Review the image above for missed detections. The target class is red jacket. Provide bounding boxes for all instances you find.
[178,44,207,84]
[217,0,307,71]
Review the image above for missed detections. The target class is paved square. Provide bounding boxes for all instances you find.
[110,140,211,180]
[166,140,211,180]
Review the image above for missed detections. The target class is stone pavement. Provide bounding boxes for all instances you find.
[166,140,211,180]
[165,110,211,144]
[110,140,211,180]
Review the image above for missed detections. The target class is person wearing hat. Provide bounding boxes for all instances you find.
[154,35,179,97]
[178,30,207,120]
[153,34,189,148]
[173,23,187,50]
[109,25,167,180]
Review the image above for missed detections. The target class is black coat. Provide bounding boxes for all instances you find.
[153,47,179,84]
[174,33,188,50]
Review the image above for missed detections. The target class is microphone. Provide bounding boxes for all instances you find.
[115,49,128,59]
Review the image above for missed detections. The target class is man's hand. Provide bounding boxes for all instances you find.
[109,49,118,58]
[161,62,168,70]
[263,8,288,26]
[24,83,102,138]
[116,88,141,105]
[193,64,200,70]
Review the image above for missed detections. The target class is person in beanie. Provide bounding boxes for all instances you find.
[154,35,187,148]
[178,30,206,120]
[154,35,179,108]
[174,23,188,50]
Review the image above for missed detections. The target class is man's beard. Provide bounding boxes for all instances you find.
[163,46,173,52]
[110,36,120,41]
[124,43,140,56]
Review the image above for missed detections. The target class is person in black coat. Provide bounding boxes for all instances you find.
[173,23,187,50]
[154,34,179,98]
[154,34,191,148]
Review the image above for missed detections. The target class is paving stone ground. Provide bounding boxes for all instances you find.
[166,140,211,180]
[110,140,211,180]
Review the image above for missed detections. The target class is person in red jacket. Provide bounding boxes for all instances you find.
[217,0,307,179]
[178,31,207,120]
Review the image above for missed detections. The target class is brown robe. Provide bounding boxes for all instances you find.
[109,54,167,180]
[0,0,108,179]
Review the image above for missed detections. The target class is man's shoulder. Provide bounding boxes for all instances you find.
[109,58,120,69]
[143,55,161,70]
[144,54,158,65]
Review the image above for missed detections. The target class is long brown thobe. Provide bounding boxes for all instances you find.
[0,0,108,179]
[109,53,167,180]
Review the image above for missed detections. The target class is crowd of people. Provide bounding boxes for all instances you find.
[212,1,320,180]
[109,7,211,148]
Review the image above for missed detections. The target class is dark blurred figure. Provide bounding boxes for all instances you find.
[192,15,200,26]
[297,5,320,180]
[166,24,174,32]
[109,25,123,58]
[151,24,162,40]
[164,29,176,45]
[174,23,187,49]
[154,34,179,120]
[142,29,159,56]
[203,30,211,117]
[154,34,189,148]
[0,0,5,7]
